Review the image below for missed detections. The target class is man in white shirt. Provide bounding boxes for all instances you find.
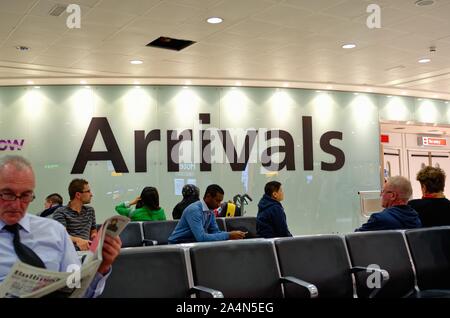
[0,155,122,297]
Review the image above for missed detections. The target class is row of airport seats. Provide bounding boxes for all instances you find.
[107,216,258,248]
[100,226,450,298]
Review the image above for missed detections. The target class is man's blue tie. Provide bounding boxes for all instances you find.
[4,223,46,269]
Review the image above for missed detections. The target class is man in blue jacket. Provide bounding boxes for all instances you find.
[256,181,292,238]
[356,176,422,231]
[168,184,246,244]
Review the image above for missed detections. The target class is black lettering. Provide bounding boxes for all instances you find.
[134,130,161,172]
[167,129,192,172]
[199,113,211,172]
[262,130,295,171]
[71,117,128,174]
[219,130,257,171]
[320,131,345,171]
[302,116,314,170]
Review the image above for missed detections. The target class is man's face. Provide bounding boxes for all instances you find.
[205,192,224,210]
[44,199,52,209]
[79,184,93,204]
[0,164,35,225]
[381,182,396,208]
[272,186,284,202]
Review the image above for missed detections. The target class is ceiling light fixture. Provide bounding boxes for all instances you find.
[27,80,34,85]
[207,17,223,24]
[80,80,87,84]
[342,43,356,49]
[415,0,435,6]
[130,60,143,65]
[418,58,431,64]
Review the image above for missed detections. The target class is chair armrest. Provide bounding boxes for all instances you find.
[142,239,158,246]
[280,276,319,298]
[350,266,389,298]
[189,285,224,298]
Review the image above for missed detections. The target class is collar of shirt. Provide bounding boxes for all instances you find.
[0,213,31,233]
[200,199,211,213]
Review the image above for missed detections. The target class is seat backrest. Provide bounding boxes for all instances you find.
[224,216,258,238]
[345,231,415,298]
[189,240,282,298]
[118,222,143,248]
[215,217,226,232]
[405,226,450,290]
[142,220,179,245]
[100,246,191,298]
[275,235,353,298]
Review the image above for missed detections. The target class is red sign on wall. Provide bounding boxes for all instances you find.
[419,137,447,146]
[380,134,389,143]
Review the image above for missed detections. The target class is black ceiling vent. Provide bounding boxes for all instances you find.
[146,36,196,51]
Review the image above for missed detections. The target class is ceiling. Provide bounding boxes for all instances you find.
[1,0,450,99]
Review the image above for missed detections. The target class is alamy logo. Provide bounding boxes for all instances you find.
[366,264,382,289]
[0,139,24,151]
[66,264,81,289]
[366,4,381,29]
[66,4,81,29]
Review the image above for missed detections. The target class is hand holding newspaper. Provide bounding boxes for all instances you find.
[0,215,129,298]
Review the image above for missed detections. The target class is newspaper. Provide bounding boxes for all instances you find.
[0,215,129,298]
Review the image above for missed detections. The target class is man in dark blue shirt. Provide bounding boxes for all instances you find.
[356,176,422,231]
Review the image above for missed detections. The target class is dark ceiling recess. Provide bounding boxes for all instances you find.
[146,36,196,51]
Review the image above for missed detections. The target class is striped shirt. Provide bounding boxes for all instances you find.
[53,205,97,240]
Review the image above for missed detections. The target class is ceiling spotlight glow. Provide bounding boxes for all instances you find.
[27,80,34,85]
[130,60,143,65]
[80,80,87,84]
[207,17,223,24]
[418,58,431,64]
[342,43,356,49]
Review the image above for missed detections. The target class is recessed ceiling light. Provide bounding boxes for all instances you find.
[207,17,223,24]
[415,0,435,6]
[418,58,431,64]
[130,60,143,65]
[27,80,34,85]
[80,80,87,84]
[342,43,356,49]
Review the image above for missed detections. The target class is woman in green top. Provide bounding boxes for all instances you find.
[115,186,166,221]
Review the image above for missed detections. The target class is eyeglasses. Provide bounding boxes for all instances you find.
[0,192,35,203]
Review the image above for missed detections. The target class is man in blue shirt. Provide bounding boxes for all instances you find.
[0,155,122,297]
[356,176,422,231]
[168,184,246,244]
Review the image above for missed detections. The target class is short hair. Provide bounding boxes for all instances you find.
[204,184,224,198]
[182,184,200,199]
[68,178,88,200]
[387,176,412,201]
[264,181,282,196]
[416,166,446,193]
[46,193,63,205]
[140,186,160,210]
[0,155,33,174]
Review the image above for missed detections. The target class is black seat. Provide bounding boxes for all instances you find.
[215,217,226,232]
[189,240,316,298]
[345,231,412,298]
[118,222,143,248]
[224,216,258,238]
[100,246,191,298]
[405,227,450,297]
[275,235,354,298]
[142,220,178,245]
